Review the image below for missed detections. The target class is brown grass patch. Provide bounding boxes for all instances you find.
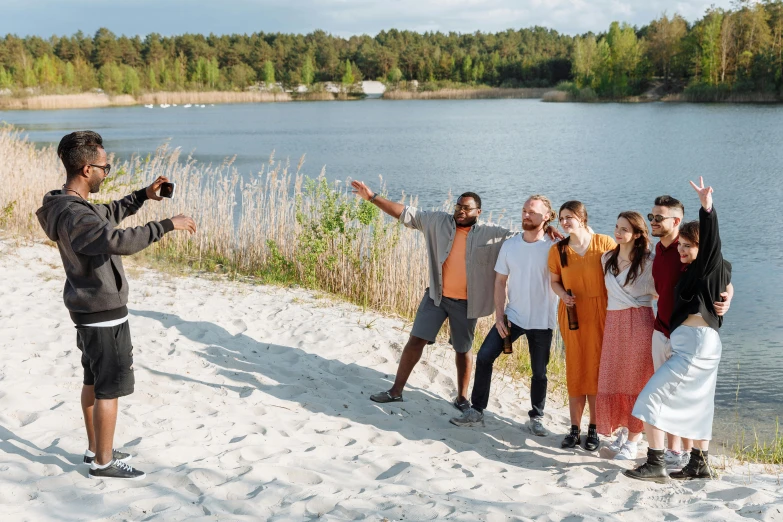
[383,88,548,100]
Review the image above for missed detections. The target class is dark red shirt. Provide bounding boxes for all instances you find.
[652,237,681,338]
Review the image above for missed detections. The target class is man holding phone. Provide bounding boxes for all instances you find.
[36,131,196,480]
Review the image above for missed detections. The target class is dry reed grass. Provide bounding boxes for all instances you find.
[135,91,291,104]
[383,88,548,100]
[541,90,570,102]
[0,93,136,110]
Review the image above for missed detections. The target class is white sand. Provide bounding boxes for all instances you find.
[0,239,781,521]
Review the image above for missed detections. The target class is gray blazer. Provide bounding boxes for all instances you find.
[400,206,515,319]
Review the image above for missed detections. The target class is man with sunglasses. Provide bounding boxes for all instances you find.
[351,180,515,411]
[37,131,196,480]
[647,195,733,469]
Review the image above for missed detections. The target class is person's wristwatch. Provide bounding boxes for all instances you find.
[369,193,378,203]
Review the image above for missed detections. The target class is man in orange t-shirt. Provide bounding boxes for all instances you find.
[352,180,515,411]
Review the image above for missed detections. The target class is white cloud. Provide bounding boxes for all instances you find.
[0,0,733,37]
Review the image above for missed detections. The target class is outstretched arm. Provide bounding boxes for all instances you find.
[689,176,722,277]
[351,180,405,220]
[100,176,170,225]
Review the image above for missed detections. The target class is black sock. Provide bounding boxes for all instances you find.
[473,406,483,413]
[690,448,708,464]
[570,424,580,433]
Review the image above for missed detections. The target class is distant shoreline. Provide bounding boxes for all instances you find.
[0,88,552,110]
[2,87,781,111]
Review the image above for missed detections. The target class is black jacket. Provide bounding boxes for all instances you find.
[36,188,173,324]
[670,206,732,334]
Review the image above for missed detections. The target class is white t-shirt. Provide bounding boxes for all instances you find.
[494,235,558,330]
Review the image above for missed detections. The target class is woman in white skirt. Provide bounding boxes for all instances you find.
[625,177,732,482]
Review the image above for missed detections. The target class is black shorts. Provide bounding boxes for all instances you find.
[76,321,135,399]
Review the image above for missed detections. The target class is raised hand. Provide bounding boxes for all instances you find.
[689,176,713,211]
[350,180,374,201]
[170,214,197,234]
[146,176,170,201]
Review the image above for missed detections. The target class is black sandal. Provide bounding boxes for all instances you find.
[370,391,403,403]
[584,424,600,451]
[561,425,581,448]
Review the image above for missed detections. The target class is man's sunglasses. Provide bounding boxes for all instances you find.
[87,163,112,175]
[647,213,675,223]
[454,204,478,212]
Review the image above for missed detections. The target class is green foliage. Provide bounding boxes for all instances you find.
[301,55,315,85]
[263,60,275,85]
[0,200,16,228]
[1,9,783,98]
[341,59,355,85]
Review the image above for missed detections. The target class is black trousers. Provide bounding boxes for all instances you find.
[471,323,553,419]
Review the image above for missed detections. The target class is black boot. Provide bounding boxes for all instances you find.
[671,449,715,480]
[561,425,581,448]
[624,449,669,483]
[584,424,600,451]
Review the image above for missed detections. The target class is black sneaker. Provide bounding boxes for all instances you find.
[561,425,581,448]
[624,449,669,483]
[670,457,715,480]
[584,424,600,451]
[83,449,132,466]
[89,459,146,480]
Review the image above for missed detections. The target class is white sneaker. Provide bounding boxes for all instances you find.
[613,441,638,460]
[608,427,629,452]
[664,449,691,468]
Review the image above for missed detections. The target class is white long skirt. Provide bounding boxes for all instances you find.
[632,325,722,441]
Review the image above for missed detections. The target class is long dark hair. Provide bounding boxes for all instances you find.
[557,200,588,268]
[604,211,651,286]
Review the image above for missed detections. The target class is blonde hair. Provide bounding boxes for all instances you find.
[526,194,556,225]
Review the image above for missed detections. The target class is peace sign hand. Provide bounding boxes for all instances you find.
[689,176,713,211]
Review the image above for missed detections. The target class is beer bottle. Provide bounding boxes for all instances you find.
[503,314,513,354]
[566,290,579,330]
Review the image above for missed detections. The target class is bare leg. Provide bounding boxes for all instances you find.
[81,385,96,453]
[628,431,643,443]
[681,437,693,452]
[94,398,118,466]
[668,434,681,452]
[455,351,473,401]
[568,395,586,426]
[692,439,709,451]
[586,395,597,424]
[389,336,429,397]
[644,422,666,449]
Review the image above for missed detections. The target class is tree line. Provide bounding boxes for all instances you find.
[0,0,781,99]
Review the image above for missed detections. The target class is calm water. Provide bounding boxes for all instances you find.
[3,99,782,443]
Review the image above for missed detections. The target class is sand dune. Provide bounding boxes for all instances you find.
[0,240,780,521]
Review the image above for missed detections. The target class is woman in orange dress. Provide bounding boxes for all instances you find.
[548,201,616,451]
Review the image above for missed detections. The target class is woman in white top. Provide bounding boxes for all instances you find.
[596,211,656,460]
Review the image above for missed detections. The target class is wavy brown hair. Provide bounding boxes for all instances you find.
[557,200,588,268]
[604,211,652,287]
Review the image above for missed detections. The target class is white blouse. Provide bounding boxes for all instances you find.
[602,251,656,311]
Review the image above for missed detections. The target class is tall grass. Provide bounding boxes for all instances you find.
[136,91,291,104]
[0,93,136,110]
[383,88,548,100]
[0,126,564,403]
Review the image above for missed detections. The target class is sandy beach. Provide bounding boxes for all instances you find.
[0,239,780,521]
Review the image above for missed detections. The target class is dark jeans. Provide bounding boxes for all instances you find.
[471,323,553,419]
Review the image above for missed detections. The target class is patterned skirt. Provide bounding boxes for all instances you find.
[596,307,655,435]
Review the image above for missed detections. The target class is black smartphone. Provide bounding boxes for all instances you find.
[159,182,176,198]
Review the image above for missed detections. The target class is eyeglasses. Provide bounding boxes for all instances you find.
[87,163,112,175]
[647,213,675,223]
[454,204,478,212]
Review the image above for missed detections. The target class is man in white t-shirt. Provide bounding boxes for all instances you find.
[451,195,558,436]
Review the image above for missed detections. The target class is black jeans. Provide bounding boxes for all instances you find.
[470,323,553,419]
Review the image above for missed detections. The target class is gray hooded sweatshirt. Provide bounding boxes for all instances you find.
[36,188,174,324]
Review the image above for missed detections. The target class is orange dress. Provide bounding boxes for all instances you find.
[548,234,616,396]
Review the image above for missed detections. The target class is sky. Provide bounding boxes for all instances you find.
[2,0,735,38]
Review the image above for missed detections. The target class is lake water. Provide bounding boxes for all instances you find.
[3,99,782,444]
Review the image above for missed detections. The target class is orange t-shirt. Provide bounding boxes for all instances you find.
[442,227,469,300]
